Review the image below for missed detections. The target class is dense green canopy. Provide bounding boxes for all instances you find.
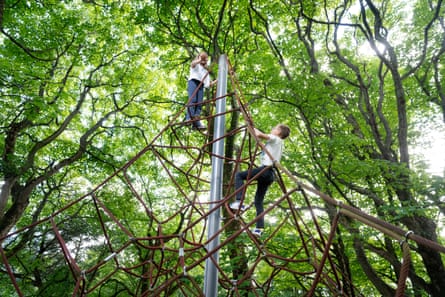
[1,0,444,296]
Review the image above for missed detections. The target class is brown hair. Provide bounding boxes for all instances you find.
[278,124,290,139]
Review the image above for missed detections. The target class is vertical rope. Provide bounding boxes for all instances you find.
[395,233,412,297]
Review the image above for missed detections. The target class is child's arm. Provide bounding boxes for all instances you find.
[254,128,270,140]
[191,55,202,68]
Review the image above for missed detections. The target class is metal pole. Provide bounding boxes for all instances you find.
[204,54,227,296]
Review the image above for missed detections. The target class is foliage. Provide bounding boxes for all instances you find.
[1,0,445,296]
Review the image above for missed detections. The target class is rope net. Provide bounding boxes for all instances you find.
[1,56,444,297]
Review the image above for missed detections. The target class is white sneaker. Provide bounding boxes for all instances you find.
[194,122,206,130]
[229,200,245,211]
[252,228,263,237]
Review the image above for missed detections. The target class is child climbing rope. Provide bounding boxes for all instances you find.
[230,124,290,237]
[185,51,217,131]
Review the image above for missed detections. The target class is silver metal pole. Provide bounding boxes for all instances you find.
[203,54,227,296]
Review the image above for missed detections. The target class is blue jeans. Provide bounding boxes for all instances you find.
[235,166,274,228]
[185,79,204,120]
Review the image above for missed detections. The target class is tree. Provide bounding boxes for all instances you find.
[0,1,165,295]
[1,0,445,296]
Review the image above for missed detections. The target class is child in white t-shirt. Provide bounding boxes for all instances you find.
[185,52,216,130]
[230,124,290,237]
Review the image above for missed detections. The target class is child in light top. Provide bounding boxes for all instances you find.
[230,124,290,237]
[185,52,216,130]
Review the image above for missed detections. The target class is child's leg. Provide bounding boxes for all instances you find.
[235,167,265,201]
[254,169,274,229]
[194,87,204,117]
[186,80,197,120]
[186,81,203,120]
[234,170,248,201]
